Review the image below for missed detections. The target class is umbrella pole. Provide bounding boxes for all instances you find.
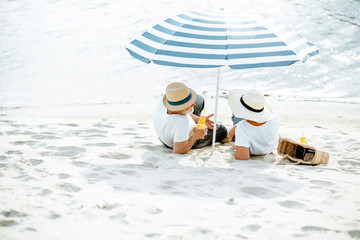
[211,67,221,152]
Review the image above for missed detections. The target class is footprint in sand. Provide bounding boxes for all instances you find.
[138,122,150,129]
[48,211,61,219]
[123,132,138,136]
[26,227,36,232]
[244,223,261,232]
[0,119,12,123]
[110,213,127,220]
[19,158,43,166]
[15,141,47,149]
[58,173,71,179]
[160,180,177,190]
[309,180,334,187]
[140,144,157,151]
[144,233,162,238]
[100,153,131,160]
[5,150,22,155]
[70,129,107,138]
[128,141,157,150]
[119,169,139,176]
[1,210,27,218]
[23,131,39,136]
[84,143,117,147]
[0,220,18,227]
[59,123,79,127]
[55,146,86,158]
[9,123,26,128]
[92,166,104,172]
[28,159,43,166]
[39,189,53,196]
[11,140,41,147]
[347,159,360,167]
[40,151,53,157]
[134,135,147,139]
[143,206,163,215]
[123,127,136,131]
[4,130,20,136]
[349,230,360,238]
[57,182,82,192]
[71,161,88,167]
[122,126,140,136]
[145,157,159,162]
[93,123,115,128]
[278,200,306,209]
[143,162,159,169]
[241,186,279,199]
[301,225,339,233]
[0,210,27,227]
[32,134,61,140]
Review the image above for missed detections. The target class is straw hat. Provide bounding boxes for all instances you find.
[228,89,274,123]
[163,82,197,111]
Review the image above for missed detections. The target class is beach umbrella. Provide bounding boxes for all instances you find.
[126,9,319,151]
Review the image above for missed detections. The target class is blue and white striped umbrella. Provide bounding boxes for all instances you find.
[126,9,318,69]
[126,9,319,150]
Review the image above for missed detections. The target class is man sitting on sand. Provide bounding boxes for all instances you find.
[227,89,280,160]
[154,82,228,154]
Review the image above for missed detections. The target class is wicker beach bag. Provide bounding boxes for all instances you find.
[277,137,329,165]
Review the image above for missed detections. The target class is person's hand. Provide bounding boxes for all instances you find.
[193,126,207,139]
[205,113,215,130]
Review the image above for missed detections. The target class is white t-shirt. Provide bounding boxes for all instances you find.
[235,112,280,155]
[153,101,195,148]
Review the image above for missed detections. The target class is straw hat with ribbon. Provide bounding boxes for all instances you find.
[228,89,274,123]
[163,82,197,111]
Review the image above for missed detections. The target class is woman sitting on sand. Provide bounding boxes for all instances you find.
[154,82,228,154]
[227,89,280,160]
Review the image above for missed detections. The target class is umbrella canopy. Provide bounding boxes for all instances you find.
[126,9,319,151]
[126,9,319,69]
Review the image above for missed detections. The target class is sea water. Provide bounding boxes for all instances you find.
[0,0,359,108]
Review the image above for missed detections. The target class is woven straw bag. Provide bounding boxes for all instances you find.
[277,137,329,165]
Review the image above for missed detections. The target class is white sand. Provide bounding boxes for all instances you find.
[1,98,360,240]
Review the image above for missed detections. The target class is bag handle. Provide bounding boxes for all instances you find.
[280,156,301,165]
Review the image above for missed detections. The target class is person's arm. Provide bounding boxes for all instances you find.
[232,124,250,160]
[173,127,207,154]
[190,113,199,123]
[225,125,237,143]
[235,145,250,160]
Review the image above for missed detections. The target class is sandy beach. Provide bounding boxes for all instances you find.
[1,0,360,239]
[1,97,360,240]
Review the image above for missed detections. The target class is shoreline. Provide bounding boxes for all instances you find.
[1,94,360,113]
[1,98,359,125]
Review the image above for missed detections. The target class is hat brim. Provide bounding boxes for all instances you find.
[163,88,197,111]
[228,89,274,123]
